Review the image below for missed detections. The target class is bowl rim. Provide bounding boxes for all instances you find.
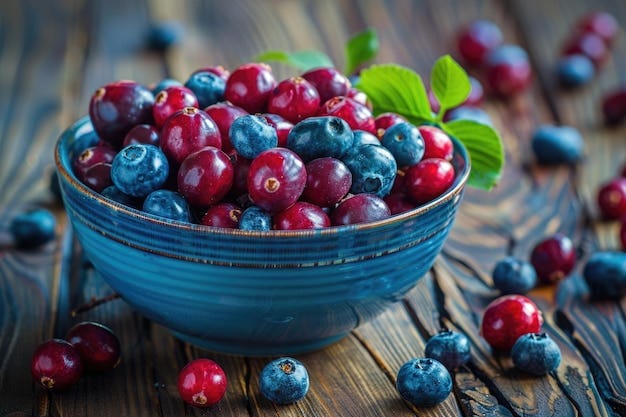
[55,116,471,239]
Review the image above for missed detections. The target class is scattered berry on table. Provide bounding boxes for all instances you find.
[562,31,609,68]
[184,70,226,108]
[583,251,626,299]
[31,339,83,391]
[259,357,309,405]
[380,122,425,167]
[238,205,272,231]
[484,44,533,97]
[142,189,191,222]
[229,114,278,159]
[177,358,227,408]
[65,321,121,372]
[601,87,626,125]
[177,146,234,207]
[480,294,543,351]
[456,19,504,67]
[492,256,537,294]
[146,20,182,51]
[160,107,221,165]
[531,124,584,165]
[396,358,452,407]
[111,144,170,198]
[330,193,391,226]
[425,329,471,371]
[529,233,577,284]
[596,177,626,220]
[556,54,595,88]
[577,11,620,46]
[511,333,561,375]
[10,208,56,249]
[224,62,277,114]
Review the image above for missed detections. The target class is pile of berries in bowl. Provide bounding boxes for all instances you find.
[54,62,470,355]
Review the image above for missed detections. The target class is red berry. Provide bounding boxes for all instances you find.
[597,177,626,220]
[65,321,121,372]
[73,146,117,181]
[383,192,415,215]
[153,85,198,128]
[301,157,352,208]
[273,201,331,230]
[82,162,113,192]
[457,19,503,67]
[247,148,307,214]
[345,87,373,110]
[485,45,533,97]
[480,295,543,351]
[330,193,391,226]
[122,124,160,148]
[224,63,277,114]
[177,358,227,408]
[318,96,375,134]
[301,67,351,102]
[201,202,241,228]
[31,339,83,390]
[601,87,626,125]
[529,233,577,284]
[563,31,609,68]
[577,11,619,46]
[204,102,248,153]
[418,126,454,161]
[261,113,294,147]
[267,77,320,124]
[374,112,407,140]
[229,152,251,197]
[405,158,455,205]
[160,107,221,165]
[178,146,234,207]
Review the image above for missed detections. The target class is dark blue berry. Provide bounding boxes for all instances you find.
[341,144,397,197]
[259,357,309,405]
[486,44,528,66]
[425,329,471,371]
[396,358,452,407]
[445,105,493,127]
[142,190,191,222]
[511,333,561,375]
[152,78,183,96]
[531,124,584,165]
[583,251,626,299]
[557,54,595,88]
[229,114,278,159]
[111,144,169,198]
[184,71,226,108]
[10,208,56,249]
[352,130,381,147]
[381,122,425,167]
[147,21,182,51]
[101,185,140,208]
[286,116,354,162]
[492,256,537,294]
[238,206,272,231]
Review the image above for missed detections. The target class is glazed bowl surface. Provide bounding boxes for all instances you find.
[55,116,470,355]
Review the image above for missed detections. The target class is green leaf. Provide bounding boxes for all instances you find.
[253,50,334,71]
[345,28,379,75]
[355,64,432,123]
[443,119,504,190]
[431,55,471,116]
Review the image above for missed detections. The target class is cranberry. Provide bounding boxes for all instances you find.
[224,63,277,113]
[273,201,331,230]
[89,80,155,147]
[153,85,198,128]
[384,192,415,215]
[485,45,533,97]
[405,158,455,205]
[601,87,626,125]
[177,358,227,408]
[562,31,609,68]
[480,294,543,351]
[31,339,83,390]
[456,19,503,67]
[204,102,248,153]
[229,152,251,197]
[577,11,619,46]
[247,148,307,214]
[66,321,121,372]
[267,77,320,124]
[301,157,352,207]
[122,124,160,148]
[261,113,294,147]
[301,67,351,102]
[73,145,117,181]
[318,96,375,134]
[529,233,577,284]
[178,146,234,207]
[374,112,407,139]
[160,107,221,165]
[345,87,373,110]
[417,125,454,161]
[597,177,626,220]
[201,202,241,228]
[82,162,113,192]
[330,193,391,226]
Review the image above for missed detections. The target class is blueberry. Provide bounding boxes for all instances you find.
[184,71,226,108]
[111,144,169,198]
[10,208,56,249]
[151,78,182,96]
[229,114,278,159]
[238,206,272,231]
[531,124,584,165]
[396,358,452,407]
[445,106,493,127]
[259,357,309,405]
[100,185,139,208]
[557,54,595,88]
[142,190,191,222]
[352,130,381,147]
[287,116,354,162]
[511,333,561,375]
[583,251,626,299]
[485,44,529,66]
[492,256,537,294]
[381,122,425,167]
[146,21,182,51]
[341,144,397,197]
[425,329,471,371]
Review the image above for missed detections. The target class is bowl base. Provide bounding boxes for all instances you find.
[171,330,349,356]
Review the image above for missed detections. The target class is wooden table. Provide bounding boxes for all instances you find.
[2,0,626,415]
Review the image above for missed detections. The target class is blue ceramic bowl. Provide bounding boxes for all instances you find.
[55,116,470,355]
